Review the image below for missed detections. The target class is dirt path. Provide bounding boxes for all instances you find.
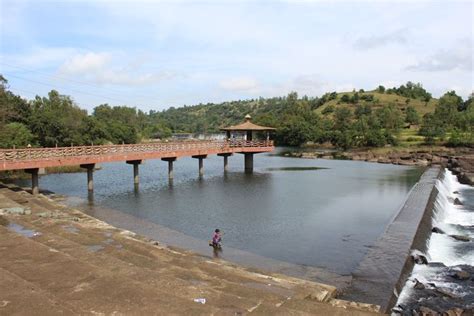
[0,184,380,315]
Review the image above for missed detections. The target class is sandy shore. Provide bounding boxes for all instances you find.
[0,183,380,315]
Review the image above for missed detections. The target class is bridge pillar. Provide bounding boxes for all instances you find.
[126,160,142,185]
[25,168,39,195]
[80,164,95,191]
[244,153,254,174]
[217,153,233,173]
[192,155,207,178]
[161,158,176,180]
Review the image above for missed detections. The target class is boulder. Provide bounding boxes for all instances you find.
[453,198,464,206]
[414,278,426,290]
[443,307,465,316]
[451,270,470,281]
[449,235,471,242]
[451,167,462,175]
[412,253,429,264]
[432,227,446,234]
[419,306,438,315]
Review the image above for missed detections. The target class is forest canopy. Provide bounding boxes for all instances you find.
[1,75,472,149]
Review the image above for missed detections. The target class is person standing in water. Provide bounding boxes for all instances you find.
[211,229,222,248]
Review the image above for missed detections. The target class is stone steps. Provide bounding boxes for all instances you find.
[11,217,318,314]
[0,226,215,315]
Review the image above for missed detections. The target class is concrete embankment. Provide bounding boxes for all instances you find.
[340,166,442,313]
[0,183,380,315]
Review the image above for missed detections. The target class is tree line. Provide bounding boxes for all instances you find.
[0,74,472,149]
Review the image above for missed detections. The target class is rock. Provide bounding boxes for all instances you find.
[453,198,464,206]
[449,235,471,242]
[0,215,9,226]
[442,308,464,316]
[432,227,446,234]
[435,288,459,299]
[377,158,392,164]
[414,278,426,290]
[419,306,438,315]
[0,207,31,215]
[412,254,429,264]
[451,167,462,175]
[451,270,470,280]
[453,191,460,195]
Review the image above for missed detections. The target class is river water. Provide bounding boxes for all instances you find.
[22,149,424,284]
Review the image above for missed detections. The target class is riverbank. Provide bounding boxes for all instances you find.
[0,182,380,315]
[284,146,474,185]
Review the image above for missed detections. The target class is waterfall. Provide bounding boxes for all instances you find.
[394,169,474,313]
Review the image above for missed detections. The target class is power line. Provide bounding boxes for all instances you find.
[3,72,139,104]
[0,61,161,101]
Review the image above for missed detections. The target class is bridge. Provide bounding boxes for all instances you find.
[0,140,274,194]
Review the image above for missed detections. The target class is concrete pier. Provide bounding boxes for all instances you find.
[218,153,232,172]
[126,160,142,185]
[192,155,207,178]
[161,158,176,180]
[80,164,95,191]
[24,168,39,195]
[244,153,254,174]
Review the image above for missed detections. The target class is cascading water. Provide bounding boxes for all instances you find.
[394,169,474,314]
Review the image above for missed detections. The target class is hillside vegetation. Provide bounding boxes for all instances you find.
[1,75,473,149]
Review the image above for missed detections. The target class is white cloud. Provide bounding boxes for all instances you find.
[406,43,473,72]
[219,77,259,92]
[58,52,111,75]
[57,51,177,86]
[353,29,408,50]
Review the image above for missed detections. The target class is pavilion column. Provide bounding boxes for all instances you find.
[192,155,207,178]
[25,168,39,195]
[80,164,95,191]
[244,153,254,174]
[126,160,142,185]
[161,158,176,180]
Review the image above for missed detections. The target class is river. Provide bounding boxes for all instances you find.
[18,149,424,285]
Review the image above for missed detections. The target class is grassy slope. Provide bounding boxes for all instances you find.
[315,91,437,116]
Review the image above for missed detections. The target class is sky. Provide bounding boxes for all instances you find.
[0,0,472,112]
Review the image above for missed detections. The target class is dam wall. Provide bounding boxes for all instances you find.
[340,166,442,313]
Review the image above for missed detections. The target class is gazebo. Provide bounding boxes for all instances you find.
[220,115,275,173]
[220,114,275,142]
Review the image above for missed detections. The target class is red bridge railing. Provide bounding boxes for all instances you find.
[0,140,274,162]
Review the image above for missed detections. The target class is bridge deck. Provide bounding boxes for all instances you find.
[0,140,273,171]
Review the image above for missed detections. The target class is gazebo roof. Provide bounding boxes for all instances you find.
[220,115,276,131]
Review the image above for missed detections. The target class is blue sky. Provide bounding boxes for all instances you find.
[1,0,472,112]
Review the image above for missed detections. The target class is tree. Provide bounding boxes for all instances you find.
[0,123,35,148]
[341,94,350,103]
[375,105,403,131]
[377,85,385,93]
[29,90,89,146]
[405,106,420,125]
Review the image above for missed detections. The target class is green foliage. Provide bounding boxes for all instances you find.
[1,73,471,150]
[340,94,350,103]
[29,90,90,146]
[386,81,432,101]
[321,104,335,114]
[405,106,420,125]
[375,104,404,132]
[0,123,35,148]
